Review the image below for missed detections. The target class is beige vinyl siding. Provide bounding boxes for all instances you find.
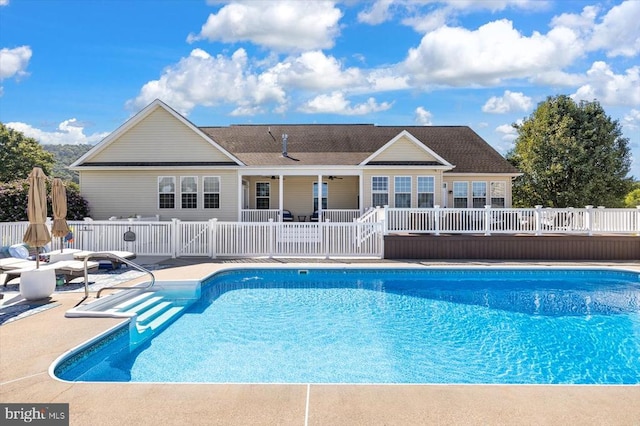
[362,169,444,208]
[91,108,232,163]
[369,136,438,163]
[79,170,238,220]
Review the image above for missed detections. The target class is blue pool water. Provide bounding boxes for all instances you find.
[55,268,640,384]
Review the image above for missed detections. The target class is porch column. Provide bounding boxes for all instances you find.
[317,174,323,219]
[279,174,284,221]
[358,171,364,213]
[237,173,243,221]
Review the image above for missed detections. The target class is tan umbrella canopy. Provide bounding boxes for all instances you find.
[51,178,71,252]
[23,167,51,268]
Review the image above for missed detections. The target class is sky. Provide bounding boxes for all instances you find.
[0,0,639,178]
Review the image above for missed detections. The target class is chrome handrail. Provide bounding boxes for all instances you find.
[79,252,156,301]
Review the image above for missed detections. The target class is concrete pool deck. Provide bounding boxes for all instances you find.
[1,258,640,425]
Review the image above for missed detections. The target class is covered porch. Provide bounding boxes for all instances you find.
[238,171,364,222]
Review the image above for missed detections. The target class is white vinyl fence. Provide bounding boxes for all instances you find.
[1,206,638,259]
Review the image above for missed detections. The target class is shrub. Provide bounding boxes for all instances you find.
[0,179,90,222]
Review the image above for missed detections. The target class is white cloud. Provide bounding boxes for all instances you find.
[588,0,640,57]
[0,46,32,79]
[0,0,8,6]
[571,62,640,107]
[482,90,532,114]
[623,109,640,130]
[357,0,394,25]
[495,123,518,141]
[414,107,433,125]
[402,19,583,87]
[5,119,109,145]
[188,0,342,52]
[299,91,392,115]
[270,51,363,91]
[127,48,287,115]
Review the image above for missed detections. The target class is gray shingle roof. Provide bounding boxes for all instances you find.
[199,124,519,174]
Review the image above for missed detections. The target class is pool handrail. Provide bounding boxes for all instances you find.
[79,252,156,300]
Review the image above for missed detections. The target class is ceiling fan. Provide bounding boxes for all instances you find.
[327,176,343,180]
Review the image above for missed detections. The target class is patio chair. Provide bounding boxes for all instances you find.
[281,210,294,222]
[70,250,136,269]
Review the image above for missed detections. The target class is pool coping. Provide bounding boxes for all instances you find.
[2,259,640,425]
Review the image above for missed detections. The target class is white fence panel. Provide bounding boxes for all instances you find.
[176,221,210,256]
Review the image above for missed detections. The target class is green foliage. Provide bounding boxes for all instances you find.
[507,95,633,207]
[43,144,93,184]
[0,122,55,182]
[0,179,90,222]
[624,188,640,208]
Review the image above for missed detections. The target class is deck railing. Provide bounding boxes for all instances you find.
[1,206,638,259]
[384,205,640,236]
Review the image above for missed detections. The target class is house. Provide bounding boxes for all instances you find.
[70,99,520,222]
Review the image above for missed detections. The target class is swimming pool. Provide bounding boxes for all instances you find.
[54,267,640,384]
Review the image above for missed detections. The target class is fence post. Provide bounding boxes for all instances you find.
[484,205,492,236]
[585,206,593,236]
[534,205,542,236]
[325,219,330,259]
[171,218,179,258]
[268,219,274,258]
[382,205,389,235]
[434,205,440,236]
[209,218,217,259]
[637,206,640,236]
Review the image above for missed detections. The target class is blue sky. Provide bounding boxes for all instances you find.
[1,0,639,178]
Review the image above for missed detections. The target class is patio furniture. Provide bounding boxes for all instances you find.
[2,259,100,287]
[282,210,294,222]
[298,215,306,222]
[70,250,136,269]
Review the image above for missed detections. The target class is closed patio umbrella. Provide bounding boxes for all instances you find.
[23,167,51,268]
[51,178,71,252]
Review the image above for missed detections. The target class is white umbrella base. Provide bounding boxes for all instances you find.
[20,269,56,301]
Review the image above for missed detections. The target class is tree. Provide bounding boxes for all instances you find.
[0,122,55,182]
[507,95,632,207]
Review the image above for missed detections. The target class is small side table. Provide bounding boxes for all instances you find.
[298,215,307,222]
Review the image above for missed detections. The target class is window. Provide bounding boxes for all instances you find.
[158,176,175,209]
[203,176,220,209]
[180,176,198,209]
[453,182,468,208]
[255,182,270,209]
[490,181,506,208]
[472,181,487,208]
[417,176,435,208]
[313,182,328,210]
[371,176,388,207]
[394,176,411,208]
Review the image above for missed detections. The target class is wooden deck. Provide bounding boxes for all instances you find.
[384,233,640,260]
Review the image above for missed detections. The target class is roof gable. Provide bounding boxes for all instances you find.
[360,130,453,167]
[71,100,242,167]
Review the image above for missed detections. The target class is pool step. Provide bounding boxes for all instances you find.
[113,291,186,346]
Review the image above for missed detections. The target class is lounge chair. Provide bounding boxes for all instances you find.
[2,259,100,286]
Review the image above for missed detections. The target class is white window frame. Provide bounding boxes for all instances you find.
[472,181,487,208]
[180,176,198,209]
[394,176,412,208]
[490,181,506,208]
[313,182,328,211]
[255,181,270,209]
[203,176,221,209]
[417,176,435,208]
[453,181,468,208]
[158,176,176,209]
[371,176,389,207]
